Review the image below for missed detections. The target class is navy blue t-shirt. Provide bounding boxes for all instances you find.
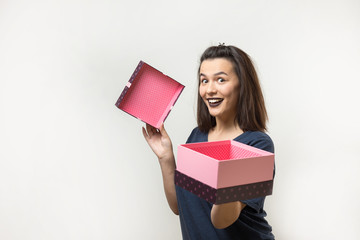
[175,127,275,240]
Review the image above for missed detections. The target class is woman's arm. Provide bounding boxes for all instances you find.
[210,201,246,229]
[142,124,179,215]
[158,154,178,215]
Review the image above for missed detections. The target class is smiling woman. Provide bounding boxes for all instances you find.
[197,45,268,134]
[142,44,275,240]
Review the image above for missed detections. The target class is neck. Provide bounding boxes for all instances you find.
[208,117,243,141]
[214,111,236,130]
[212,115,242,135]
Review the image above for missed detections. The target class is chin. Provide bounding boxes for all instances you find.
[208,110,221,118]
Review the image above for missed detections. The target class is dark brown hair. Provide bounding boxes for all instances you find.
[197,45,268,132]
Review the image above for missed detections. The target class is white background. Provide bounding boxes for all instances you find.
[1,0,359,239]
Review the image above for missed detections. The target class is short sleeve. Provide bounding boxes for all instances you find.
[248,135,275,154]
[241,197,266,213]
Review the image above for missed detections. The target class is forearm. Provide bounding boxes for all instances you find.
[159,155,179,215]
[210,201,245,229]
[142,124,178,214]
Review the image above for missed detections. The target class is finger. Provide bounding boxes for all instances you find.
[142,127,149,141]
[159,124,168,137]
[146,123,154,136]
[152,126,158,134]
[147,123,159,137]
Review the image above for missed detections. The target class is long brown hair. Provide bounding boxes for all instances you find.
[197,45,268,132]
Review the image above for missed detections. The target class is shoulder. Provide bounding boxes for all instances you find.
[186,127,207,143]
[235,131,274,153]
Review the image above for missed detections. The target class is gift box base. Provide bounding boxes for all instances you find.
[175,170,273,204]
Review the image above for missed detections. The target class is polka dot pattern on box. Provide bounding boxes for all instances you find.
[115,62,144,107]
[175,170,273,204]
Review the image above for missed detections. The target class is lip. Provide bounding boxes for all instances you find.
[207,98,223,107]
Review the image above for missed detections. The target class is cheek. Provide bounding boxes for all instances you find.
[199,86,206,98]
[221,86,234,98]
[222,85,239,103]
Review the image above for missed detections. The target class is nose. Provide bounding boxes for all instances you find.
[206,81,217,94]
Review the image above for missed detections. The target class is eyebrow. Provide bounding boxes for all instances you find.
[199,72,228,77]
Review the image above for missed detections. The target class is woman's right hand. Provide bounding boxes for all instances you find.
[142,123,174,163]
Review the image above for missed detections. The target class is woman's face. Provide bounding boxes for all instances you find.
[199,58,240,121]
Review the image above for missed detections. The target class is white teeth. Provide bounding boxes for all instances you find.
[208,99,222,103]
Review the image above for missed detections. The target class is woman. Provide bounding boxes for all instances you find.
[142,45,275,239]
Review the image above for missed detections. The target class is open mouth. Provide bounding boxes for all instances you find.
[207,98,223,107]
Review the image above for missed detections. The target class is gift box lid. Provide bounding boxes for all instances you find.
[115,61,184,128]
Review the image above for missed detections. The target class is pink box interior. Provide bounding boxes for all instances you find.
[184,142,262,160]
[115,61,184,128]
[177,140,274,189]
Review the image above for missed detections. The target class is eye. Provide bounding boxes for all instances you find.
[217,78,225,83]
[201,79,208,84]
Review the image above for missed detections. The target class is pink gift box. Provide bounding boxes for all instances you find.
[176,140,275,203]
[115,61,184,128]
[176,140,274,189]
